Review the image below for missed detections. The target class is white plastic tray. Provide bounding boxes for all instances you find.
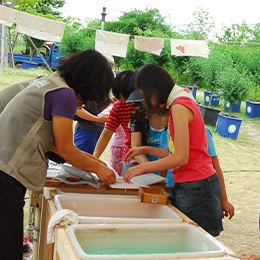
[67,223,226,259]
[54,194,182,223]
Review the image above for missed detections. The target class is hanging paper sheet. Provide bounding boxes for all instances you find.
[134,36,164,56]
[0,5,17,26]
[95,30,129,58]
[15,12,65,42]
[171,39,209,58]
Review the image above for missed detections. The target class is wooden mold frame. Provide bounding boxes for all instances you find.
[139,187,168,205]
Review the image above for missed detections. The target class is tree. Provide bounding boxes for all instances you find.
[60,18,98,55]
[105,8,173,36]
[201,45,230,106]
[218,22,254,43]
[177,7,215,40]
[170,56,190,85]
[186,56,205,91]
[15,0,65,18]
[217,66,251,117]
[34,0,65,16]
[226,45,260,102]
[104,8,176,70]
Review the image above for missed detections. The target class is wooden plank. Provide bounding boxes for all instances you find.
[44,178,173,193]
[55,228,80,260]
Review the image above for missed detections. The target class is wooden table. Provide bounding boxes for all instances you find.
[35,185,238,260]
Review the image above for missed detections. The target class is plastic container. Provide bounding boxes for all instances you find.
[204,90,220,106]
[216,113,243,140]
[67,223,225,259]
[54,194,182,223]
[245,100,260,118]
[224,100,241,113]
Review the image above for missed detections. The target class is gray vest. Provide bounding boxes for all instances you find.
[0,79,32,113]
[0,72,71,193]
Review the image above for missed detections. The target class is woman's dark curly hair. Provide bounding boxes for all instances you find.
[57,49,114,108]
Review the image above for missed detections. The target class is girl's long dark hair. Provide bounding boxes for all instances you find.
[135,63,175,115]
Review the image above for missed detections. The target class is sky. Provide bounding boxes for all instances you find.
[60,0,260,38]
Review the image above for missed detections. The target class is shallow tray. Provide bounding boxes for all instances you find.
[67,223,225,259]
[54,194,182,223]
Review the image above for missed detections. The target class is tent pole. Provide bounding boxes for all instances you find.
[26,35,53,73]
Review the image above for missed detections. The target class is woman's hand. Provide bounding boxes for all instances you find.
[124,147,146,164]
[95,163,116,187]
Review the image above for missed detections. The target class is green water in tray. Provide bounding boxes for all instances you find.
[81,244,195,255]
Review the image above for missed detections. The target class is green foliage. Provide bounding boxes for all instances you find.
[126,39,148,69]
[218,22,255,43]
[199,44,232,106]
[105,8,173,36]
[186,56,205,87]
[60,19,99,55]
[217,66,251,117]
[177,7,215,40]
[15,0,65,18]
[226,45,260,101]
[170,56,190,85]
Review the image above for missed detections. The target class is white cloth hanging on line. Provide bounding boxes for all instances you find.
[171,39,209,58]
[95,30,129,58]
[134,36,164,56]
[0,5,17,26]
[15,11,65,42]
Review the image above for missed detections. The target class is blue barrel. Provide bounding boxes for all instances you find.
[204,90,220,106]
[216,113,243,140]
[245,100,260,118]
[224,100,241,113]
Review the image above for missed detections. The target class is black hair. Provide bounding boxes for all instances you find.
[135,63,175,115]
[57,49,114,109]
[112,70,135,100]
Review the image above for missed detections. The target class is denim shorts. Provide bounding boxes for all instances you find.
[171,173,223,237]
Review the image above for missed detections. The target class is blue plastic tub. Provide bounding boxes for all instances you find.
[204,90,220,106]
[224,100,241,113]
[245,101,260,118]
[216,113,243,140]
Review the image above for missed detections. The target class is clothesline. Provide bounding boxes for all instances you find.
[83,25,260,46]
[94,30,210,58]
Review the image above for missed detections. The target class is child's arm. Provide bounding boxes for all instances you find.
[75,108,108,123]
[243,254,260,260]
[131,132,150,164]
[124,104,191,183]
[124,146,168,163]
[212,156,235,219]
[93,128,114,158]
